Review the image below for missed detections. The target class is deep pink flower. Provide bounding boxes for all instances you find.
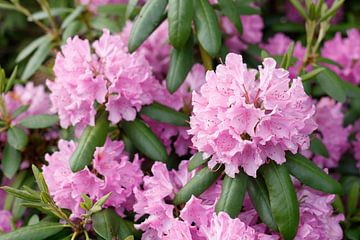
[321,29,360,85]
[0,210,12,233]
[353,132,360,169]
[42,138,143,218]
[189,53,317,177]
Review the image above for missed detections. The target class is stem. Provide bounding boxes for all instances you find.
[37,0,59,38]
[70,232,78,240]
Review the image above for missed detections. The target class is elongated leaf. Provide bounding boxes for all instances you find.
[188,152,209,171]
[21,38,52,80]
[285,152,342,194]
[1,186,40,202]
[29,8,72,21]
[12,105,29,119]
[141,102,189,126]
[62,21,82,42]
[310,136,329,158]
[347,181,359,217]
[247,177,278,231]
[168,0,193,48]
[261,162,299,240]
[0,222,65,240]
[128,0,168,52]
[4,171,27,210]
[166,35,193,93]
[61,5,84,29]
[174,166,222,205]
[316,68,346,102]
[126,0,139,19]
[16,35,50,63]
[342,80,360,99]
[215,171,248,218]
[193,0,221,57]
[92,209,121,240]
[289,0,307,19]
[5,65,18,92]
[2,143,21,179]
[121,119,167,162]
[69,111,109,172]
[7,127,28,151]
[317,57,342,69]
[19,114,59,129]
[301,67,326,82]
[218,0,242,34]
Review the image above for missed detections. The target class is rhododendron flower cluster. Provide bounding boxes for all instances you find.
[42,138,143,218]
[321,29,360,85]
[189,53,317,177]
[48,29,158,132]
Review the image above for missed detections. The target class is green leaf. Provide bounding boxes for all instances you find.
[90,192,112,214]
[0,222,65,240]
[97,3,127,15]
[16,35,50,63]
[168,0,193,49]
[2,143,21,179]
[122,119,167,162]
[1,186,40,202]
[316,68,346,102]
[193,0,222,57]
[188,152,209,171]
[289,0,307,19]
[19,114,59,129]
[61,5,84,29]
[320,0,345,21]
[261,161,299,240]
[317,57,342,69]
[5,65,18,92]
[141,102,189,126]
[347,181,359,217]
[166,35,194,93]
[62,21,82,42]
[12,105,29,119]
[21,38,52,80]
[125,0,139,19]
[215,171,248,218]
[92,16,121,33]
[92,209,121,240]
[4,171,27,210]
[128,0,168,52]
[218,0,242,34]
[174,166,222,205]
[310,136,329,158]
[70,111,109,172]
[300,67,326,82]
[29,8,72,21]
[285,152,342,194]
[0,1,16,10]
[247,177,278,231]
[341,80,360,99]
[332,195,344,213]
[28,214,40,226]
[7,127,28,151]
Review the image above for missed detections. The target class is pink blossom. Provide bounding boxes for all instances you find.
[79,0,145,13]
[189,53,317,177]
[42,138,143,218]
[48,30,157,132]
[311,98,352,168]
[0,210,12,233]
[260,33,306,77]
[353,132,360,169]
[221,15,264,53]
[321,29,360,85]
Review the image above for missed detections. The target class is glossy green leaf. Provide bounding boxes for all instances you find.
[174,166,222,205]
[310,136,329,158]
[261,161,299,240]
[215,171,248,218]
[92,209,121,239]
[21,38,52,80]
[317,57,342,69]
[285,152,343,194]
[341,80,360,99]
[126,0,139,19]
[141,102,189,126]
[7,127,28,151]
[2,143,21,179]
[332,195,344,213]
[193,0,222,57]
[1,186,40,202]
[128,0,168,52]
[61,5,84,29]
[347,181,359,217]
[29,8,72,21]
[300,67,325,82]
[218,0,242,34]
[69,111,109,172]
[247,177,278,231]
[166,35,194,93]
[316,68,346,102]
[121,118,167,162]
[188,152,209,171]
[168,0,193,48]
[16,35,50,63]
[0,222,65,240]
[19,114,59,129]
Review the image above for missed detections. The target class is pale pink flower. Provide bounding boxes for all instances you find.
[321,29,360,85]
[42,138,143,218]
[189,53,317,177]
[0,210,12,233]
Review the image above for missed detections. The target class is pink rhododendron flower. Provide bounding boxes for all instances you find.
[260,33,306,77]
[353,132,360,169]
[48,30,157,132]
[310,98,352,168]
[285,0,343,24]
[42,138,143,218]
[0,210,12,233]
[79,0,145,13]
[221,15,264,53]
[189,53,317,177]
[120,21,171,80]
[321,29,360,85]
